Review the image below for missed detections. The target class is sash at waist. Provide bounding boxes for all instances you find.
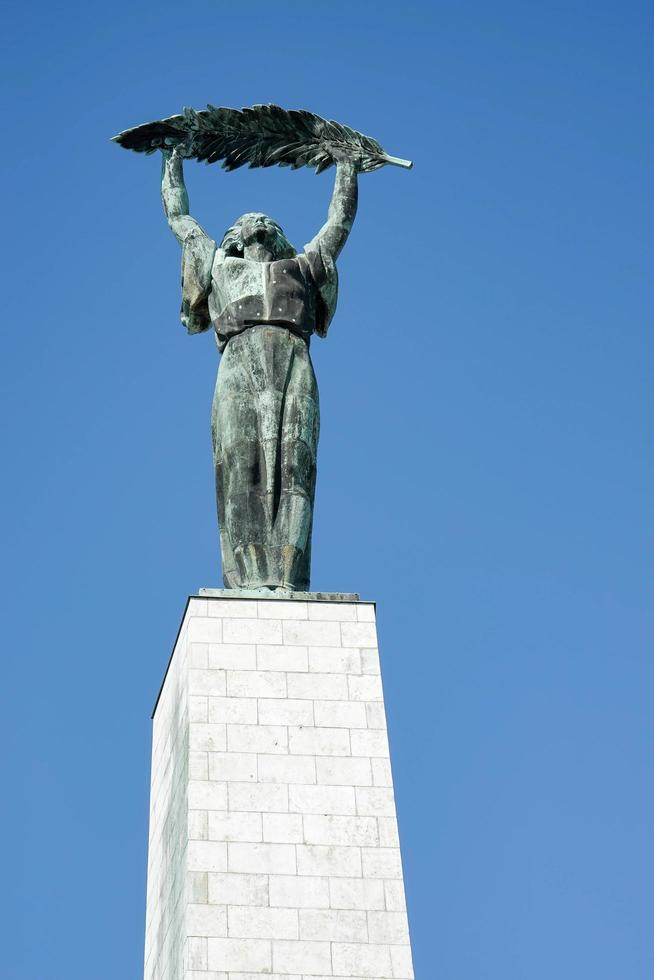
[216,320,311,352]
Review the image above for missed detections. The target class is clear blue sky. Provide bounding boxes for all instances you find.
[2,1,653,977]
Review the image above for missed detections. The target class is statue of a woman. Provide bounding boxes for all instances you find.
[161,144,359,591]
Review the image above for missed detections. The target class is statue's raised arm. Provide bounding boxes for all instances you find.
[160,144,207,245]
[161,144,217,335]
[306,157,359,262]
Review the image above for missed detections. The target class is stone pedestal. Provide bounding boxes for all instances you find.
[144,592,415,980]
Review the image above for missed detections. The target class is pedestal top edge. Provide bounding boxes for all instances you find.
[152,590,375,718]
[197,587,363,602]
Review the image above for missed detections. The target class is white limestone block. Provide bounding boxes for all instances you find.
[296,844,362,878]
[187,872,208,904]
[189,669,227,697]
[288,784,356,816]
[207,643,256,670]
[227,669,287,699]
[207,937,271,973]
[258,698,314,726]
[224,975,300,980]
[329,877,386,911]
[262,812,304,843]
[190,643,209,667]
[208,696,257,724]
[228,906,299,939]
[184,972,227,980]
[288,725,350,757]
[341,621,378,648]
[361,847,403,879]
[228,842,296,875]
[228,782,288,813]
[208,811,262,843]
[282,619,341,647]
[368,910,411,945]
[257,644,308,671]
[188,810,208,839]
[332,941,394,978]
[189,695,208,722]
[351,728,390,758]
[272,938,332,975]
[378,815,401,847]
[208,752,257,783]
[365,701,387,729]
[372,758,393,787]
[187,903,227,938]
[355,786,397,817]
[258,754,316,785]
[307,601,357,620]
[303,813,379,846]
[188,617,223,643]
[208,872,268,907]
[227,723,288,754]
[299,907,368,942]
[186,936,207,970]
[314,698,367,729]
[188,841,227,873]
[207,598,258,618]
[268,874,330,909]
[189,723,227,752]
[384,879,408,912]
[188,780,227,811]
[391,943,415,978]
[223,617,283,645]
[287,671,348,701]
[258,599,308,619]
[316,756,373,786]
[187,598,208,619]
[308,645,362,674]
[348,673,384,701]
[361,648,381,674]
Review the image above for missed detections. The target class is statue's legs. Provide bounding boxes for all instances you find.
[274,346,319,590]
[212,326,319,590]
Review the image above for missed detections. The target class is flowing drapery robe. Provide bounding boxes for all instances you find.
[179,230,338,590]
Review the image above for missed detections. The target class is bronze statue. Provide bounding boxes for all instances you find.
[114,105,411,591]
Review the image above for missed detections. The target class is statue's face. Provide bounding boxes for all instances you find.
[238,212,284,252]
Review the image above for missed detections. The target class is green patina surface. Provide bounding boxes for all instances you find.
[116,105,411,592]
[160,145,360,591]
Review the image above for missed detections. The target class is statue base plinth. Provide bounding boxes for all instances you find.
[199,587,360,601]
[144,592,415,980]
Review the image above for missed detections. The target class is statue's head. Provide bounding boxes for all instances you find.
[221,212,296,260]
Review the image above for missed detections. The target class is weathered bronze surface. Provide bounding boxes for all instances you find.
[112,103,413,173]
[116,105,411,590]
